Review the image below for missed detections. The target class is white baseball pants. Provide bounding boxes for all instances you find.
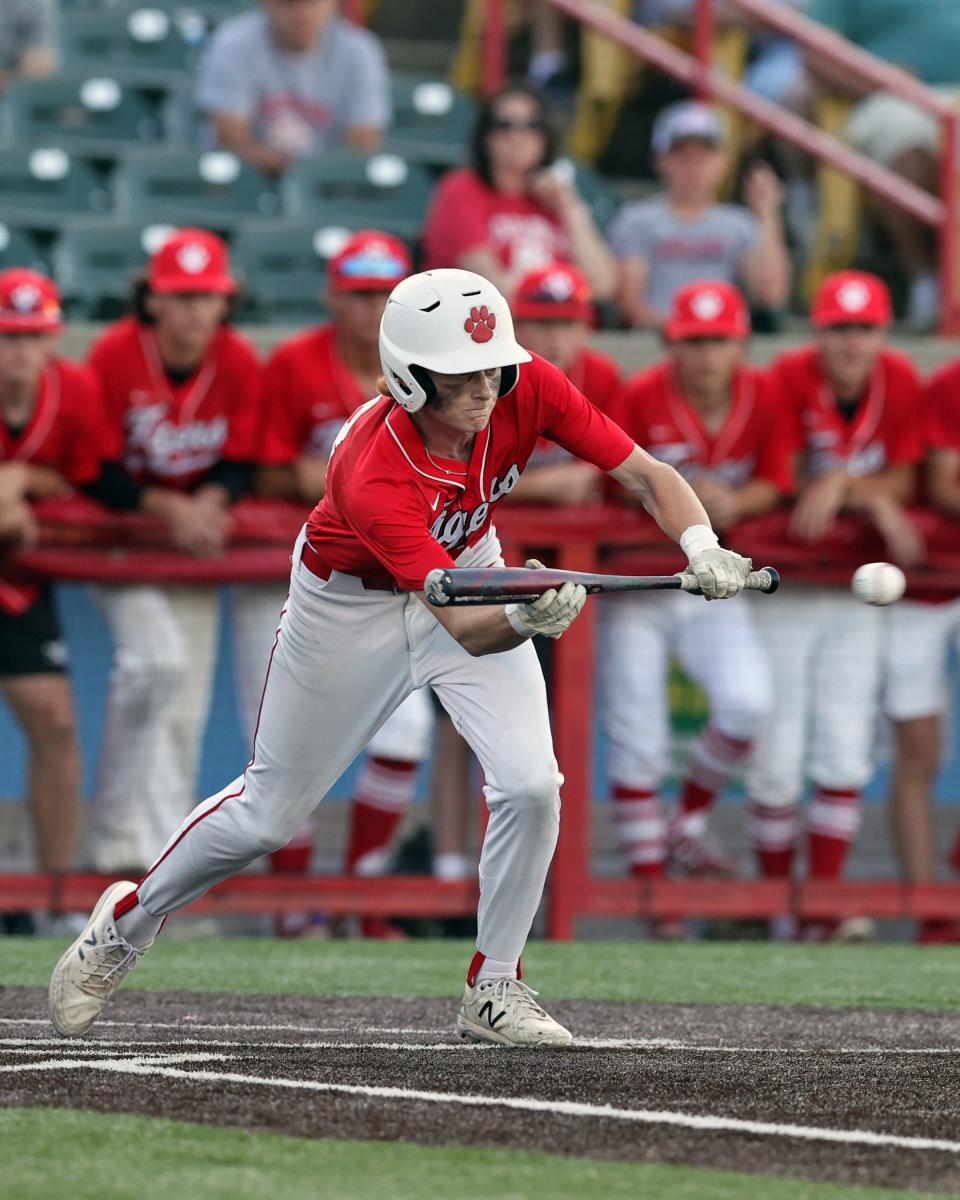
[89,585,220,870]
[138,528,561,962]
[601,591,772,789]
[746,587,883,806]
[883,598,960,721]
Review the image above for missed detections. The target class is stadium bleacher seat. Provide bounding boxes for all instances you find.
[0,75,166,159]
[0,148,111,232]
[0,224,49,274]
[232,224,341,324]
[60,2,202,85]
[52,219,174,318]
[112,149,281,231]
[385,76,475,173]
[281,151,433,241]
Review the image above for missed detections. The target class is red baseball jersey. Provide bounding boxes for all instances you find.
[261,324,367,466]
[526,346,622,470]
[923,359,960,451]
[0,359,104,615]
[87,317,261,489]
[608,361,793,492]
[305,353,635,591]
[773,346,923,479]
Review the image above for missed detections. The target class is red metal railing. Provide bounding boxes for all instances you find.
[481,0,959,335]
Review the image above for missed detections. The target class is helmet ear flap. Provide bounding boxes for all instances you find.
[410,365,436,403]
[498,364,520,397]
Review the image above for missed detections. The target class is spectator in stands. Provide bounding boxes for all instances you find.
[421,82,616,301]
[238,230,430,938]
[85,229,261,873]
[805,0,960,330]
[746,270,923,941]
[0,0,58,95]
[882,359,960,943]
[608,101,790,329]
[195,0,391,177]
[0,270,101,928]
[602,282,786,931]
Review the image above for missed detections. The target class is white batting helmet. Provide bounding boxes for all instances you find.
[379,268,531,413]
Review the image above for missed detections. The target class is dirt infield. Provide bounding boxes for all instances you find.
[2,985,960,1193]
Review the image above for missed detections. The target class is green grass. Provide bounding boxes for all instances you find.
[0,1108,945,1200]
[5,937,960,1009]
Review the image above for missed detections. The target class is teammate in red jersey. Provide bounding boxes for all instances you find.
[603,281,788,904]
[746,271,923,939]
[238,230,431,939]
[883,360,960,942]
[85,228,261,873]
[0,270,103,911]
[51,269,753,1047]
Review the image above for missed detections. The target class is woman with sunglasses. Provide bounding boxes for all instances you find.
[422,83,615,302]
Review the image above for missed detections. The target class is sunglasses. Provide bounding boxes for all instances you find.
[489,116,546,133]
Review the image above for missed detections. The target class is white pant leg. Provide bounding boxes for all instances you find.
[411,602,561,963]
[137,547,416,916]
[809,591,882,791]
[599,593,671,790]
[674,594,772,740]
[883,599,960,721]
[367,687,435,762]
[90,585,190,869]
[141,587,221,865]
[746,589,819,808]
[231,584,289,748]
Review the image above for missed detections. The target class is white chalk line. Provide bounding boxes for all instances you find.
[4,1054,958,1156]
[0,1017,437,1036]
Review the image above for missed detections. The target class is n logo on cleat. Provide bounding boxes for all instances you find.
[477,1000,506,1029]
[78,932,97,962]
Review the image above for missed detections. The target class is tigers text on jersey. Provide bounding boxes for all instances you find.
[261,324,368,466]
[609,361,793,492]
[773,346,922,479]
[88,317,261,489]
[305,353,635,591]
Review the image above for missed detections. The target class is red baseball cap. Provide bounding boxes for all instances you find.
[811,270,892,328]
[148,228,236,295]
[663,280,750,341]
[328,230,411,293]
[0,269,63,333]
[512,262,593,322]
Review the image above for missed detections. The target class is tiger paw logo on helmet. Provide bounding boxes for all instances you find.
[464,305,497,343]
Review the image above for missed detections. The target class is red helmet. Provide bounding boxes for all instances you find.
[328,230,411,293]
[512,262,593,322]
[0,269,63,333]
[148,228,236,295]
[663,280,750,341]
[812,271,892,328]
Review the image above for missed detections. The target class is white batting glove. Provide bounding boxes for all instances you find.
[678,525,752,600]
[505,558,587,639]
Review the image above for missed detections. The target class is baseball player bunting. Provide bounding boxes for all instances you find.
[51,269,755,1047]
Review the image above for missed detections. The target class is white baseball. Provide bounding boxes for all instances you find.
[851,561,906,606]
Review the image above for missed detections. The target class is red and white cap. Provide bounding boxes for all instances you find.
[512,262,593,322]
[663,280,750,341]
[148,228,237,295]
[0,269,63,333]
[329,230,411,293]
[812,270,892,328]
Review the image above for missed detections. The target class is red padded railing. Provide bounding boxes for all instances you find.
[4,499,960,934]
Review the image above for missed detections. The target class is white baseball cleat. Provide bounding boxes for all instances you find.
[456,977,574,1047]
[49,881,152,1037]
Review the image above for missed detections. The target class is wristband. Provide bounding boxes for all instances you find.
[680,523,720,562]
[505,604,536,638]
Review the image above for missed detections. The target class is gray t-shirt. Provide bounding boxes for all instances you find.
[195,12,391,157]
[608,194,759,317]
[0,0,57,73]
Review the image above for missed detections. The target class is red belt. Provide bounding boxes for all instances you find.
[300,543,400,593]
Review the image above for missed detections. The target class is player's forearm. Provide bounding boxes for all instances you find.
[610,450,712,544]
[743,219,791,308]
[844,465,915,508]
[255,465,299,501]
[928,479,960,518]
[21,465,69,500]
[419,595,527,656]
[729,479,783,522]
[560,203,617,301]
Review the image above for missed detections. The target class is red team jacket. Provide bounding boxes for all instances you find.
[608,361,794,493]
[305,354,635,591]
[772,346,923,479]
[261,324,368,466]
[0,360,103,614]
[88,318,261,489]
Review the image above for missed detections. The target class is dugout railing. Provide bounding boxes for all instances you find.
[479,0,960,335]
[3,499,960,936]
